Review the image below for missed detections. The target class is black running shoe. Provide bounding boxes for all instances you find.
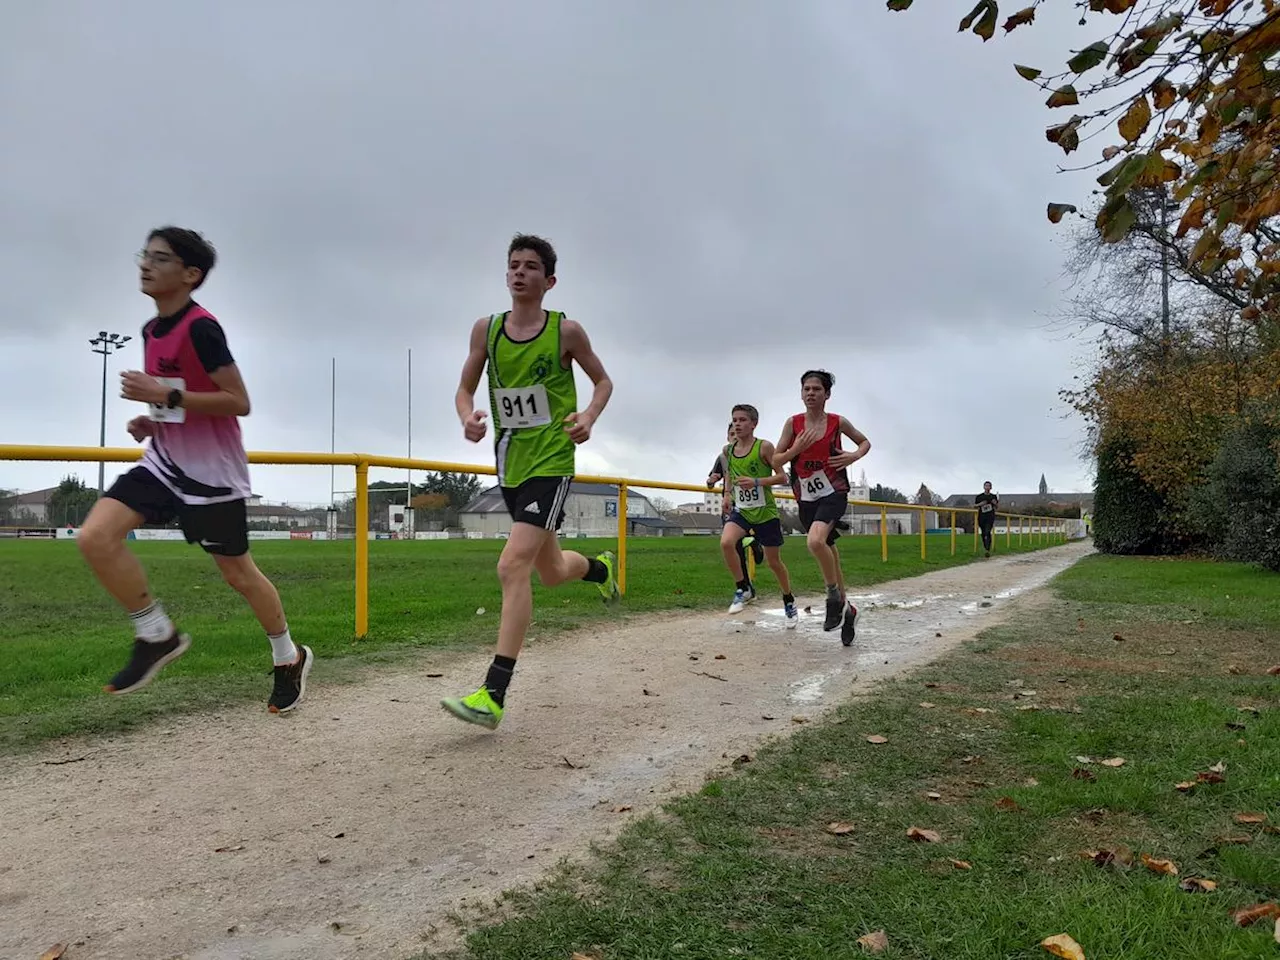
[823,593,843,631]
[841,602,859,647]
[268,645,314,714]
[105,631,191,694]
[751,541,764,565]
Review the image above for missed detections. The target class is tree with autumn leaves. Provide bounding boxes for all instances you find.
[887,0,1280,565]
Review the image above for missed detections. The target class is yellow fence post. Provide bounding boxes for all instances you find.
[920,508,926,561]
[616,481,628,595]
[1019,516,1024,546]
[950,510,956,556]
[354,457,369,638]
[880,506,888,562]
[974,514,980,553]
[1006,515,1011,550]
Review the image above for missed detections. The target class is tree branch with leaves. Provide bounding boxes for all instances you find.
[889,0,1280,324]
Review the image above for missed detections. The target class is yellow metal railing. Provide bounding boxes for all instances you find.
[0,444,1071,637]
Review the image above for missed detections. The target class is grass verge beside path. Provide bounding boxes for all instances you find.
[433,554,1280,960]
[0,533,1065,752]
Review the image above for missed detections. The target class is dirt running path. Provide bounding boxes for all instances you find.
[2,542,1093,960]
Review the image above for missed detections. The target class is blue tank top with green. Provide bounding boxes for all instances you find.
[725,438,778,525]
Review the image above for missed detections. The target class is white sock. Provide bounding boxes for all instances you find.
[130,601,174,643]
[269,628,298,666]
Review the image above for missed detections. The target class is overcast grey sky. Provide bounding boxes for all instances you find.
[2,0,1102,506]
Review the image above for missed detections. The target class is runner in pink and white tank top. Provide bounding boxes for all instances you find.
[139,302,252,506]
[78,226,313,717]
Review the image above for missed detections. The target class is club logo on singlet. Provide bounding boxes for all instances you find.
[529,354,554,382]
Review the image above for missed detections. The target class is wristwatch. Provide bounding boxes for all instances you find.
[166,388,184,409]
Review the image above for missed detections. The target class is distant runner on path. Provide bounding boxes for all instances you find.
[975,481,999,558]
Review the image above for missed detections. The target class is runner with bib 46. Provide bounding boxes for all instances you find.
[772,369,870,645]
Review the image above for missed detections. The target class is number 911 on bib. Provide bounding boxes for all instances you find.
[494,385,551,429]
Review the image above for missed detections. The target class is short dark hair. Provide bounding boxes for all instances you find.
[508,233,557,277]
[148,226,216,290]
[801,369,835,392]
[731,403,759,424]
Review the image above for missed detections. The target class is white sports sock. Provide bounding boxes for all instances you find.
[269,628,299,666]
[130,601,174,643]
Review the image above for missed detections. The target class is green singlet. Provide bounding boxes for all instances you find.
[485,311,578,487]
[725,437,778,526]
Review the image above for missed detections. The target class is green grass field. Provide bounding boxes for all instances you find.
[0,531,1066,752]
[433,554,1280,960]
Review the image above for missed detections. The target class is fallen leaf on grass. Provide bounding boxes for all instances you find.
[1274,916,1279,944]
[731,754,753,768]
[826,821,856,836]
[1209,761,1227,774]
[926,791,943,800]
[907,826,942,843]
[1179,877,1217,893]
[919,701,937,709]
[1194,770,1226,785]
[1099,757,1126,767]
[1232,903,1280,926]
[1025,777,1041,787]
[1141,853,1179,876]
[924,682,940,688]
[1113,633,1125,642]
[1267,665,1280,676]
[994,796,1023,812]
[1084,845,1133,868]
[791,716,809,724]
[866,735,889,744]
[960,755,981,765]
[1174,781,1197,792]
[39,945,67,960]
[1075,756,1094,764]
[1234,812,1267,824]
[1072,768,1097,781]
[856,930,889,953]
[1237,706,1260,716]
[950,858,973,870]
[571,953,602,960]
[1040,933,1085,959]
[1228,664,1244,675]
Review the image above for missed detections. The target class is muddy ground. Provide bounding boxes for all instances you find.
[1,541,1094,960]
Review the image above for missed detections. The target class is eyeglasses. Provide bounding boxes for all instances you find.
[135,250,178,266]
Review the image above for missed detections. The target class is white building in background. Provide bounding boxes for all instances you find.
[458,482,666,538]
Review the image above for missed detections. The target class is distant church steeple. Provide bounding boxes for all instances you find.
[1039,473,1048,495]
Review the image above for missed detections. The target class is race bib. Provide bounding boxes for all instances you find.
[799,470,833,502]
[980,502,993,513]
[494,384,551,429]
[147,377,186,424]
[734,482,765,510]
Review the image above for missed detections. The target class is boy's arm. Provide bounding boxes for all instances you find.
[830,417,871,468]
[456,317,491,442]
[758,440,788,487]
[562,319,613,444]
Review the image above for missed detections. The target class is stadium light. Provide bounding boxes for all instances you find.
[89,332,132,496]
